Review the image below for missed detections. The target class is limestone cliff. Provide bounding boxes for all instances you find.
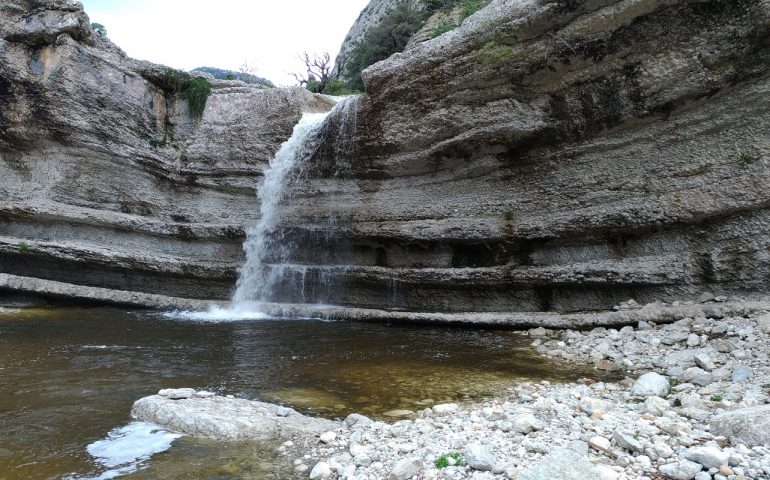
[272,0,770,314]
[2,0,769,322]
[0,0,334,302]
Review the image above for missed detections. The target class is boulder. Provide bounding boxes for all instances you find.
[710,405,770,446]
[658,460,703,480]
[388,457,423,480]
[131,391,339,441]
[518,447,602,480]
[464,444,496,471]
[631,373,670,397]
[685,446,729,469]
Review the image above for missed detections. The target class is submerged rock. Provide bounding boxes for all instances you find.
[131,390,339,441]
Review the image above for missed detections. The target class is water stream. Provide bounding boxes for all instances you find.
[232,110,332,306]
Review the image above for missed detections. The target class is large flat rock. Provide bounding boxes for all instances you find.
[131,391,339,441]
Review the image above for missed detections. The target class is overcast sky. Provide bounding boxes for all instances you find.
[79,0,370,86]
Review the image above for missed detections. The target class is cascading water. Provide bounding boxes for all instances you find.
[231,111,331,306]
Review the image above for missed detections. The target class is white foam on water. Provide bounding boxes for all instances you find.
[71,422,181,479]
[161,303,271,323]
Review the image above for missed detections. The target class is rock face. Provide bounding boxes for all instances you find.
[267,0,770,315]
[331,0,400,82]
[131,391,339,441]
[0,0,334,303]
[2,0,770,322]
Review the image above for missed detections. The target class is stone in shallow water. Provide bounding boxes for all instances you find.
[131,392,339,441]
[383,409,413,418]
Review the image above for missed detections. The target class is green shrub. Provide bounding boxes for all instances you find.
[434,452,464,468]
[479,40,513,69]
[345,0,430,90]
[739,153,758,164]
[459,0,485,20]
[322,79,360,96]
[503,210,515,221]
[149,138,167,149]
[432,19,458,38]
[18,241,29,253]
[710,395,723,402]
[161,69,192,96]
[158,69,211,119]
[186,77,212,118]
[91,22,107,37]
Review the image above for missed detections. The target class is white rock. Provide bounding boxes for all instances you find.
[158,388,196,399]
[344,413,373,428]
[588,436,611,452]
[388,457,423,480]
[631,372,670,397]
[694,472,711,480]
[659,460,703,480]
[612,431,643,452]
[518,447,602,480]
[464,444,497,471]
[710,405,770,446]
[694,354,716,371]
[685,446,729,469]
[349,444,367,457]
[432,403,459,414]
[512,413,544,434]
[310,461,331,480]
[756,313,770,333]
[644,396,670,416]
[320,431,337,444]
[596,465,619,480]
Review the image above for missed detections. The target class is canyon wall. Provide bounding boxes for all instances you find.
[269,0,770,313]
[0,0,334,303]
[1,0,769,318]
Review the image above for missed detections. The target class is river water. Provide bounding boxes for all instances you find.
[0,307,604,479]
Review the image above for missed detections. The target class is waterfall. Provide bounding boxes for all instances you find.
[231,111,331,306]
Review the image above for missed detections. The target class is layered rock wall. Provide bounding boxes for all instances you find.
[0,0,334,301]
[269,0,770,313]
[1,0,769,320]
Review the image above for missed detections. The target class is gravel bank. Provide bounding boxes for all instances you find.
[287,306,770,480]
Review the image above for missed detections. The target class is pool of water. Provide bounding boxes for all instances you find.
[0,306,603,479]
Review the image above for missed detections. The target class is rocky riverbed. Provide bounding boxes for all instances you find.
[282,304,770,480]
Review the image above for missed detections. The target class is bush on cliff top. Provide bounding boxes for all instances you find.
[342,0,489,90]
[159,69,212,119]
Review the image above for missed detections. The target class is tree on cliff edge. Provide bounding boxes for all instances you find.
[293,52,332,94]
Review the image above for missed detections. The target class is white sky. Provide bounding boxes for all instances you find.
[79,0,371,86]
